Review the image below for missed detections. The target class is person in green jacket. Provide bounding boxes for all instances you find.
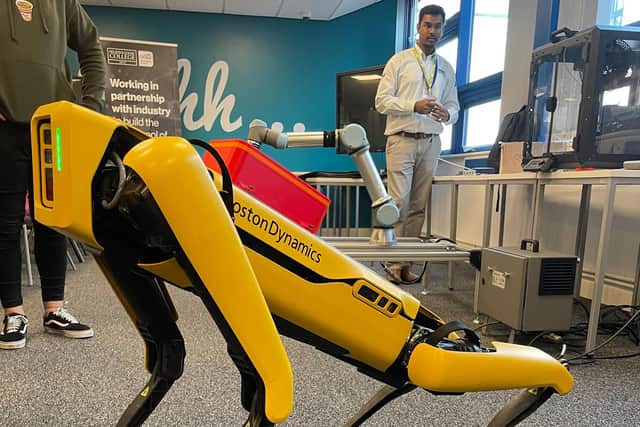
[0,0,106,349]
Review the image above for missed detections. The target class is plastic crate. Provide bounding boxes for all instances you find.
[202,139,329,234]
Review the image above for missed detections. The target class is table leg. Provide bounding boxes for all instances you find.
[355,185,361,232]
[474,183,494,320]
[346,186,351,236]
[585,181,616,352]
[498,184,507,246]
[633,241,640,306]
[338,186,343,237]
[448,183,459,291]
[531,182,546,241]
[426,186,433,238]
[482,183,494,248]
[420,262,433,295]
[574,184,592,298]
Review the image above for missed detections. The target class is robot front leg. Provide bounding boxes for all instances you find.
[106,135,293,426]
[346,317,572,426]
[94,248,185,427]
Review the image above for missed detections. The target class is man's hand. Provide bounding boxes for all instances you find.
[414,97,438,115]
[430,102,449,122]
[0,112,6,121]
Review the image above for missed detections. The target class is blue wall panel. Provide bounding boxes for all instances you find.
[85,1,397,171]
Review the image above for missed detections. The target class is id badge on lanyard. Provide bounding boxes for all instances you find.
[413,46,438,95]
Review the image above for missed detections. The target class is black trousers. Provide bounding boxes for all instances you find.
[0,120,66,309]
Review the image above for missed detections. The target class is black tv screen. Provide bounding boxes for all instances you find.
[336,65,387,153]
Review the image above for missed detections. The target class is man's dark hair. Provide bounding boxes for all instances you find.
[419,4,446,23]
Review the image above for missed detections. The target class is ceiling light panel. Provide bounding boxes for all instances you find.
[166,0,224,13]
[332,0,380,19]
[223,0,282,17]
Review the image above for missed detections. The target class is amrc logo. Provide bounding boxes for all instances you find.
[234,202,322,264]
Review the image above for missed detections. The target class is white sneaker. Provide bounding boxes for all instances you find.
[0,313,29,350]
[43,307,94,339]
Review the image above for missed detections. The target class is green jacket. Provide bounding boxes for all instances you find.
[0,0,105,123]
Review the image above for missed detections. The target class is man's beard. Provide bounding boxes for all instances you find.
[419,38,436,53]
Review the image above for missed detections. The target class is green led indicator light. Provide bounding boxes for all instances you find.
[55,127,62,171]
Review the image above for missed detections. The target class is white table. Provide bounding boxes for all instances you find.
[532,169,640,351]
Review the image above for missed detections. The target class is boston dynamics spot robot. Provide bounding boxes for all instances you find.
[30,101,573,427]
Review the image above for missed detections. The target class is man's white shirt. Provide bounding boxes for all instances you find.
[375,44,460,136]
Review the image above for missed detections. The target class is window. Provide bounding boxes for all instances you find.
[436,39,458,152]
[614,0,640,26]
[437,38,458,71]
[621,4,640,25]
[464,99,501,149]
[410,0,509,155]
[469,0,509,81]
[600,0,640,26]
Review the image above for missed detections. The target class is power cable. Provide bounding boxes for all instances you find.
[565,309,640,364]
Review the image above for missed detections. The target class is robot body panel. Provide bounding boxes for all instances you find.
[228,184,422,318]
[30,101,132,248]
[408,341,574,395]
[123,137,294,423]
[245,246,413,372]
[138,258,192,290]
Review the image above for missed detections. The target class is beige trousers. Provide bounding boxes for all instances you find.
[385,133,441,242]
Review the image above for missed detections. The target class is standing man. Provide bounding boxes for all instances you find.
[0,0,106,349]
[375,4,459,284]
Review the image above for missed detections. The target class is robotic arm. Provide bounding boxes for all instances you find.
[248,119,399,245]
[30,102,573,427]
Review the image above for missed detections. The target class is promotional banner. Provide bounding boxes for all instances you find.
[101,37,180,136]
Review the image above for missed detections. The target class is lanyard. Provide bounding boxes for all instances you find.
[413,46,438,94]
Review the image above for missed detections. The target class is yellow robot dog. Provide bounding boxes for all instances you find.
[30,101,573,427]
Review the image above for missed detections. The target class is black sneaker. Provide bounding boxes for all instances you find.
[0,313,29,350]
[43,307,94,339]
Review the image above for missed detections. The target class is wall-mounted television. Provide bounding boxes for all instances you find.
[336,65,387,153]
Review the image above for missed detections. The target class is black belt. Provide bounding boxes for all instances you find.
[394,131,435,139]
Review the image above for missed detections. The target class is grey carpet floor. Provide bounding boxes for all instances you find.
[2,255,640,426]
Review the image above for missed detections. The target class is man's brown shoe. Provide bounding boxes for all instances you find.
[400,267,419,283]
[386,266,419,284]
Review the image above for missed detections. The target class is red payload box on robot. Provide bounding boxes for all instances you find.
[202,139,330,234]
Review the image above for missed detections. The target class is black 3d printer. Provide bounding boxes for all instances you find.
[523,25,640,171]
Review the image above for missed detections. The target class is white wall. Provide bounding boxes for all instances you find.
[499,0,538,118]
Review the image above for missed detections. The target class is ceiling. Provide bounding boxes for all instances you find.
[80,0,382,21]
